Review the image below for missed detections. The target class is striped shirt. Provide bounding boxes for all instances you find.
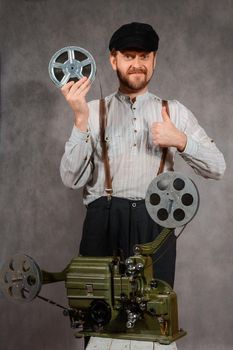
[60,90,226,205]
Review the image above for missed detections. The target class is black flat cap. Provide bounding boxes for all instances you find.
[109,22,159,52]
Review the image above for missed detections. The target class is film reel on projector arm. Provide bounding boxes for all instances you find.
[145,171,199,229]
[48,46,97,88]
[0,254,42,302]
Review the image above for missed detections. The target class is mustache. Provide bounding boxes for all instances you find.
[128,67,147,74]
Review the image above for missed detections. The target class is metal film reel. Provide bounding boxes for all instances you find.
[0,254,42,302]
[145,172,199,228]
[48,46,96,87]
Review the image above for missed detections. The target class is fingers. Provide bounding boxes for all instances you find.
[151,124,166,147]
[68,77,90,96]
[61,81,75,96]
[151,121,168,145]
[61,77,91,98]
[60,77,91,117]
[151,122,161,141]
[161,106,170,122]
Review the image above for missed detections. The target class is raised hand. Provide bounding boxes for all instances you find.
[151,105,187,152]
[61,77,91,131]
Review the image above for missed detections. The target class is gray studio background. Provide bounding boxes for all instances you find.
[0,0,232,349]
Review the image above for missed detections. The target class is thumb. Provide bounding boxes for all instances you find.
[161,106,170,122]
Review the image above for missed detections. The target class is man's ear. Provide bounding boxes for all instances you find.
[153,52,157,69]
[109,53,117,71]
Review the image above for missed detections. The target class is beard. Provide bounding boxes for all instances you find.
[117,67,153,91]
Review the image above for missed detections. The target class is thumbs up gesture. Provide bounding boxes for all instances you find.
[151,106,187,152]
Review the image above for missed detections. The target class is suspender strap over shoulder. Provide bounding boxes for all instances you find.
[99,98,113,198]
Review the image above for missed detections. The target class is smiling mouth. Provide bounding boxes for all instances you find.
[129,72,145,75]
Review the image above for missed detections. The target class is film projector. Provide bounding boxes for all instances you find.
[0,171,199,345]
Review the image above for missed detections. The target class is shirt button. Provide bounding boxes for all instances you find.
[133,143,137,147]
[132,202,137,208]
[134,129,137,133]
[133,117,137,120]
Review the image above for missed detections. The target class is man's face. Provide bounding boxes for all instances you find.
[110,50,156,92]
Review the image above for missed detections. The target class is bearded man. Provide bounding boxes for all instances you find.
[60,22,225,288]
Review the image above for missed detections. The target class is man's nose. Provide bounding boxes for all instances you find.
[132,56,142,68]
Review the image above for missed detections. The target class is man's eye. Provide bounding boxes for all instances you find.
[140,55,149,60]
[124,55,133,60]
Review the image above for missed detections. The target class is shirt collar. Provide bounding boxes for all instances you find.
[115,90,150,104]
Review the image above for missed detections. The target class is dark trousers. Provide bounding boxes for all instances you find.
[80,196,176,288]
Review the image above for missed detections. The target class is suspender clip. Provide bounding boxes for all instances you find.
[105,188,113,200]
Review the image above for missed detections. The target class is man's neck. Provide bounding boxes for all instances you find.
[118,86,148,102]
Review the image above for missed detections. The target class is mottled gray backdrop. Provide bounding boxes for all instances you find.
[0,0,232,349]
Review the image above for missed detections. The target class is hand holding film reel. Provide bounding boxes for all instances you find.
[49,46,97,130]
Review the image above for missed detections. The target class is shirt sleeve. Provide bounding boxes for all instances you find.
[175,101,226,179]
[60,125,94,189]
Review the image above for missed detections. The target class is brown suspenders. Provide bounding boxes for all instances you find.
[99,98,113,198]
[99,98,170,198]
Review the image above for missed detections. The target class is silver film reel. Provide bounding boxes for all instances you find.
[48,46,96,87]
[145,172,199,228]
[0,254,42,302]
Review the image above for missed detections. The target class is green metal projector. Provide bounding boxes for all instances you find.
[0,228,185,345]
[65,228,186,344]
